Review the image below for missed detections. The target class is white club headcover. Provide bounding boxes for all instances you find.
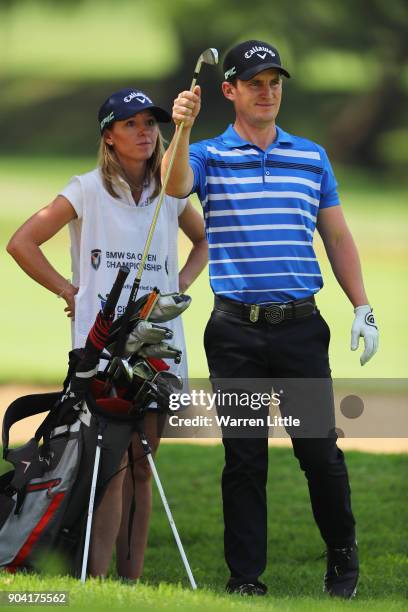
[148,293,192,322]
[125,321,172,356]
[139,342,182,361]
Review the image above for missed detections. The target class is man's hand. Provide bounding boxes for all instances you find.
[172,85,201,128]
[351,305,379,366]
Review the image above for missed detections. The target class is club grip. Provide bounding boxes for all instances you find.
[103,265,130,318]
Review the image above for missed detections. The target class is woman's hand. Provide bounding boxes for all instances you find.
[61,283,79,318]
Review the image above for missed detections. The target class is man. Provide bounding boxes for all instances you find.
[162,40,379,598]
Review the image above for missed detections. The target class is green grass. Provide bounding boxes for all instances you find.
[0,580,407,612]
[1,157,407,382]
[0,445,407,609]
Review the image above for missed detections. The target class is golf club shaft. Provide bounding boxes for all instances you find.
[142,54,206,252]
[127,60,202,296]
[146,452,197,590]
[81,433,102,582]
[111,56,208,362]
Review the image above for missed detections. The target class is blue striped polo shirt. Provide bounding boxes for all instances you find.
[189,124,340,304]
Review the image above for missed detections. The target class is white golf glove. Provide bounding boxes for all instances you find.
[125,320,172,356]
[351,305,379,366]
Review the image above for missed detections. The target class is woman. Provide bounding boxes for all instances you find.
[6,87,208,579]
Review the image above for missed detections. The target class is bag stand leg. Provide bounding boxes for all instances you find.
[78,418,197,588]
[81,420,105,583]
[138,430,197,590]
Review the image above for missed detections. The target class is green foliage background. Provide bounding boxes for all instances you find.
[1,0,408,164]
[0,0,407,382]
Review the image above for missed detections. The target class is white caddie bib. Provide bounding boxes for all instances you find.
[61,169,188,379]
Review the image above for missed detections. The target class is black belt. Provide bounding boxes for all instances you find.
[214,295,317,324]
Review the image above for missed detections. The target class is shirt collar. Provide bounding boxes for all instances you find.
[113,175,154,207]
[274,126,295,145]
[220,124,294,149]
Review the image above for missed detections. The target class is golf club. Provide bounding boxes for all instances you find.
[131,359,156,381]
[151,370,183,390]
[110,48,218,364]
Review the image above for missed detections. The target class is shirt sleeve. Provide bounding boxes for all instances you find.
[167,196,188,216]
[59,176,84,218]
[318,147,340,209]
[189,142,208,205]
[177,197,188,216]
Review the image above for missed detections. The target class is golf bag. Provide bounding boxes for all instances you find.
[0,354,148,575]
[0,268,190,577]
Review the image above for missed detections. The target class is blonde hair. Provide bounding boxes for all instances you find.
[97,129,165,200]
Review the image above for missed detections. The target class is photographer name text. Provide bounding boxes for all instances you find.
[168,415,300,428]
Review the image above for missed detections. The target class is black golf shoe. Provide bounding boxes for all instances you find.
[226,579,267,596]
[323,542,359,599]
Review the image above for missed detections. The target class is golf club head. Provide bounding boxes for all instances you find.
[151,370,183,390]
[201,48,218,65]
[192,48,219,88]
[107,357,133,384]
[133,380,158,411]
[131,359,155,381]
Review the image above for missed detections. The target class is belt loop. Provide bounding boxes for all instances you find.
[249,305,260,323]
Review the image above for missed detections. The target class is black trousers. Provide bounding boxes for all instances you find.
[204,305,356,582]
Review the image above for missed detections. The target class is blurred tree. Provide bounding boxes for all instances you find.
[159,0,408,166]
[0,0,407,169]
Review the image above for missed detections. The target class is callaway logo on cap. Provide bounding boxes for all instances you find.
[223,39,291,82]
[98,88,171,133]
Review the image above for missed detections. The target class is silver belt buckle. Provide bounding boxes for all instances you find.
[264,304,285,324]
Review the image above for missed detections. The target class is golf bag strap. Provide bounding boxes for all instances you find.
[2,392,61,456]
[34,391,87,443]
[127,443,137,561]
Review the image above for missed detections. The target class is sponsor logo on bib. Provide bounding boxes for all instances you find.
[91,249,102,270]
[99,292,126,316]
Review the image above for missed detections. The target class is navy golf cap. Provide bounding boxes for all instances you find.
[98,88,171,133]
[223,40,290,82]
